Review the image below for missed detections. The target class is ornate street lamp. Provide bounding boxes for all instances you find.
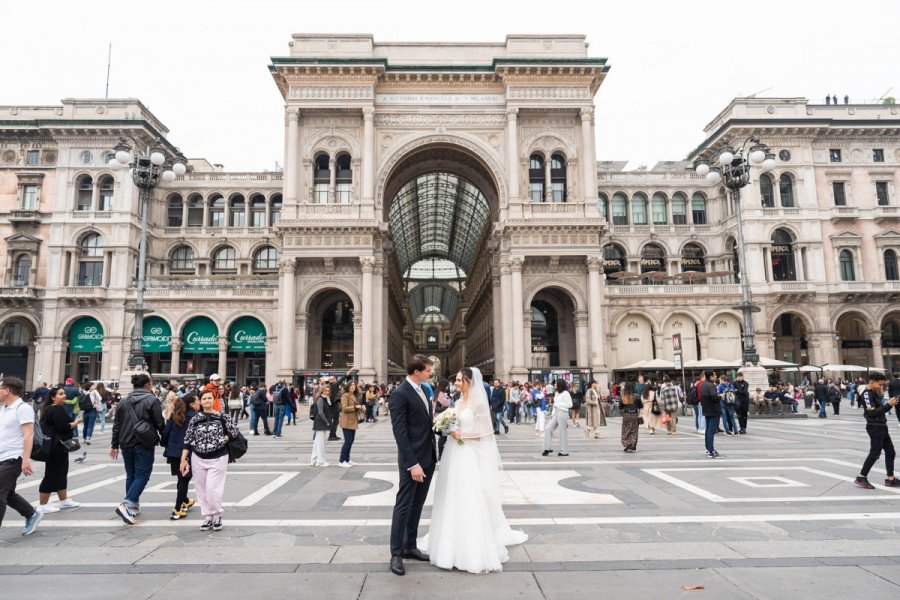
[694,137,774,366]
[108,138,186,370]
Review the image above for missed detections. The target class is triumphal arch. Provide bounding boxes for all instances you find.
[270,34,609,385]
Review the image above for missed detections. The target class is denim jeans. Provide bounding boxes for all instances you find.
[339,428,356,463]
[704,415,720,454]
[819,397,828,417]
[248,404,255,431]
[82,409,97,439]
[695,405,706,432]
[273,404,286,436]
[251,406,270,434]
[121,445,155,509]
[720,401,737,433]
[98,407,106,432]
[493,411,508,432]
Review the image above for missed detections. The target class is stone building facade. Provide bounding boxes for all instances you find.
[0,34,898,389]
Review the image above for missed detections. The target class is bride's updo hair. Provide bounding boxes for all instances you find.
[459,367,474,383]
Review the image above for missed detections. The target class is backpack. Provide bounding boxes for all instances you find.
[686,383,700,406]
[19,404,50,461]
[724,390,736,406]
[274,384,286,405]
[309,399,319,421]
[77,392,93,412]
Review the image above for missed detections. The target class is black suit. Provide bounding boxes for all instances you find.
[389,380,437,557]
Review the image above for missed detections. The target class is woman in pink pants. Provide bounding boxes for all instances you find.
[180,390,240,531]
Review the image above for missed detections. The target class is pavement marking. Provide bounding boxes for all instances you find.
[729,476,809,488]
[343,470,620,507]
[15,464,109,490]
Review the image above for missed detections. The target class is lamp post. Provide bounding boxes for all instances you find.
[108,138,186,370]
[694,137,774,366]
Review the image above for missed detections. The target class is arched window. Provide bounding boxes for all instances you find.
[253,246,278,273]
[632,193,648,225]
[771,229,797,281]
[598,193,609,220]
[651,193,667,225]
[187,193,204,227]
[691,193,707,225]
[208,195,225,227]
[779,174,795,207]
[13,254,31,287]
[528,154,545,202]
[78,233,104,286]
[885,249,899,281]
[321,299,354,368]
[98,175,114,211]
[167,194,183,227]
[839,249,856,281]
[602,243,626,278]
[336,154,352,204]
[426,327,439,350]
[76,175,93,211]
[269,194,282,225]
[550,154,567,202]
[759,173,775,208]
[250,194,266,228]
[212,246,237,273]
[611,193,628,225]
[641,244,666,274]
[672,193,687,224]
[681,243,706,272]
[530,300,559,365]
[229,194,246,227]
[170,246,195,272]
[314,154,330,203]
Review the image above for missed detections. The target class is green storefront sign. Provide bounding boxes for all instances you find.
[142,316,172,353]
[181,316,219,353]
[229,316,266,352]
[69,316,103,353]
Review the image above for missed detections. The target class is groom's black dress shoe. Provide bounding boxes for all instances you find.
[403,548,430,561]
[558,453,569,457]
[541,450,552,456]
[390,555,405,576]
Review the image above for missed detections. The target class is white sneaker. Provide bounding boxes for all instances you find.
[338,462,352,468]
[347,461,358,467]
[58,498,80,509]
[37,503,60,514]
[315,462,330,467]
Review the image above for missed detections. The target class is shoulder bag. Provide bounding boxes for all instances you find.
[217,415,247,462]
[125,398,159,449]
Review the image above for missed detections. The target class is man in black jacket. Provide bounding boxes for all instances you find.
[388,355,436,576]
[815,379,830,418]
[854,371,900,489]
[733,372,750,434]
[250,384,272,436]
[699,370,722,458]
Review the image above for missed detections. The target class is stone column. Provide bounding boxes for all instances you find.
[506,108,520,201]
[68,251,78,286]
[373,259,385,380]
[574,310,590,367]
[580,107,597,203]
[217,337,229,380]
[543,157,553,202]
[278,258,296,374]
[284,107,300,205]
[871,331,884,370]
[586,257,607,372]
[509,257,526,371]
[181,200,188,228]
[353,315,363,372]
[499,260,513,378]
[170,339,181,374]
[362,107,376,203]
[296,312,308,369]
[328,158,336,203]
[91,182,100,212]
[492,270,505,378]
[360,256,375,377]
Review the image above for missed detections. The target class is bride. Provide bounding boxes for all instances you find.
[418,367,528,573]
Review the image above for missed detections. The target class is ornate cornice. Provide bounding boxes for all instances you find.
[373,113,505,127]
[288,86,373,100]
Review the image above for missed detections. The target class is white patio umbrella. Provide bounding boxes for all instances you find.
[820,363,867,372]
[798,365,823,372]
[618,360,649,370]
[683,358,741,369]
[758,356,799,369]
[641,358,677,370]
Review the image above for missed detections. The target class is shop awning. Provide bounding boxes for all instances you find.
[142,316,172,353]
[69,317,103,353]
[228,316,266,352]
[182,316,219,353]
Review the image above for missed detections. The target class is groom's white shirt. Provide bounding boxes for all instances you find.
[404,376,430,472]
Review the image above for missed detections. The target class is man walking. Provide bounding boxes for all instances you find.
[815,378,829,418]
[490,379,508,434]
[699,370,722,458]
[272,380,291,438]
[250,383,272,436]
[854,372,900,489]
[659,376,680,435]
[733,372,750,434]
[0,376,42,535]
[889,373,900,426]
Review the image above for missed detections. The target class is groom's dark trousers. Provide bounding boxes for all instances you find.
[389,379,437,556]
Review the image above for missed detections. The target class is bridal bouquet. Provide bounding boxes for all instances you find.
[433,408,464,445]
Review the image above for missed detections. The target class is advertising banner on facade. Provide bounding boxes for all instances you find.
[142,316,172,353]
[181,316,218,353]
[228,316,266,352]
[69,317,103,353]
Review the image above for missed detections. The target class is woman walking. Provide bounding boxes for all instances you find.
[163,394,197,520]
[162,390,177,422]
[338,382,365,468]
[620,382,643,452]
[227,386,242,425]
[37,387,83,513]
[533,383,547,435]
[364,384,378,423]
[640,382,662,434]
[542,379,572,457]
[180,390,240,531]
[584,380,606,439]
[310,386,333,467]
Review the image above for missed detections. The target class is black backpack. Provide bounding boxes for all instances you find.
[686,383,700,406]
[309,399,319,421]
[77,391,93,412]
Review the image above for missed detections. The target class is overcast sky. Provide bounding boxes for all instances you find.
[4,0,898,171]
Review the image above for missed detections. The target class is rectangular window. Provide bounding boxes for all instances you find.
[336,183,352,204]
[832,181,846,206]
[78,262,103,286]
[314,183,329,204]
[529,182,544,202]
[876,181,890,206]
[829,149,842,163]
[612,201,627,225]
[21,185,38,210]
[672,202,687,225]
[187,206,203,227]
[551,182,566,203]
[251,210,266,228]
[99,191,112,212]
[873,149,885,163]
[209,211,224,227]
[652,203,667,224]
[230,211,246,227]
[26,150,39,166]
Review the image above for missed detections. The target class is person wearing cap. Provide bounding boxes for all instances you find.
[699,370,722,458]
[201,374,223,414]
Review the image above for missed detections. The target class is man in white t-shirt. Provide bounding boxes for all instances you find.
[0,376,42,535]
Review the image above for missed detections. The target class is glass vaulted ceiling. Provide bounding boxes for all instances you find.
[388,173,491,324]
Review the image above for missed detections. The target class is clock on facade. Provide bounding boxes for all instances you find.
[778,150,791,161]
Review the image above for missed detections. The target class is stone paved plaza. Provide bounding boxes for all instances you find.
[4,411,900,599]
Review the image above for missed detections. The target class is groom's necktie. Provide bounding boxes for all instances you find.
[414,384,429,416]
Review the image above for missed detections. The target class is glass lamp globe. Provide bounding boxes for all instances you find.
[761,158,776,171]
[695,163,710,177]
[150,152,166,166]
[172,162,187,176]
[115,150,131,164]
[718,151,734,166]
[750,149,766,164]
[108,158,123,170]
[706,171,722,184]
[161,170,177,182]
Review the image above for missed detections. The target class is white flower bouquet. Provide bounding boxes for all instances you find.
[433,407,464,445]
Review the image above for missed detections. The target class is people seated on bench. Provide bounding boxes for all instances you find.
[757,384,784,414]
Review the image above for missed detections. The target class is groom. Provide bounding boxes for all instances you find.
[388,354,437,576]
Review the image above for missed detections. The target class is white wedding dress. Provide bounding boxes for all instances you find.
[418,368,528,574]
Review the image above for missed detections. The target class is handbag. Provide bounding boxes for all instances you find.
[660,412,671,425]
[60,437,81,452]
[217,416,248,462]
[637,416,645,425]
[651,400,662,416]
[124,398,159,449]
